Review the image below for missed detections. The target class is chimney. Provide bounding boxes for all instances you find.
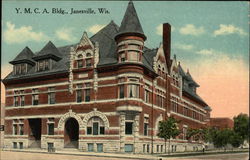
[163,23,171,71]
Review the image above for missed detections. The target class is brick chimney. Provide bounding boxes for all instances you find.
[163,23,171,71]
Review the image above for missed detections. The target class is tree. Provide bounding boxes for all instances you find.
[233,113,249,141]
[157,117,180,154]
[229,132,244,148]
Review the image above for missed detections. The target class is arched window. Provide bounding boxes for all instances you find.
[86,53,91,57]
[87,116,105,135]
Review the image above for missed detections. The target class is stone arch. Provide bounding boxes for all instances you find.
[82,109,110,130]
[57,109,84,131]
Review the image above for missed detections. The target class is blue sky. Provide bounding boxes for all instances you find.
[1,1,249,117]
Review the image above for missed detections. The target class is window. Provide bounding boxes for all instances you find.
[147,144,150,153]
[15,64,26,75]
[143,144,146,153]
[13,124,18,135]
[85,89,90,102]
[13,142,17,149]
[33,94,39,105]
[77,60,83,68]
[86,59,91,67]
[124,144,133,152]
[161,145,163,152]
[48,143,54,149]
[38,59,50,71]
[48,123,54,135]
[48,87,56,104]
[125,122,133,135]
[144,117,149,136]
[76,84,82,103]
[157,145,159,152]
[145,89,150,103]
[21,96,25,106]
[128,84,139,98]
[88,143,94,152]
[87,117,105,135]
[19,142,23,149]
[183,107,188,116]
[97,143,103,152]
[128,51,139,62]
[32,89,39,105]
[14,96,19,107]
[119,85,124,99]
[183,126,187,140]
[19,124,24,135]
[120,53,126,62]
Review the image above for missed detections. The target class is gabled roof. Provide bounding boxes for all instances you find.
[10,47,35,65]
[115,1,146,41]
[186,71,199,87]
[33,41,62,61]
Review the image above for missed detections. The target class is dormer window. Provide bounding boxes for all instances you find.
[37,59,50,72]
[14,64,27,75]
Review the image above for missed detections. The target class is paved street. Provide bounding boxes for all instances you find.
[0,151,249,160]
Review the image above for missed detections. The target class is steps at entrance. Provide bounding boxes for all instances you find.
[29,141,41,148]
[64,141,78,148]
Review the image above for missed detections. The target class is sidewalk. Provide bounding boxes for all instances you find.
[2,148,249,160]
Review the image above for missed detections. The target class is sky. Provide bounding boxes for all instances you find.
[1,1,249,118]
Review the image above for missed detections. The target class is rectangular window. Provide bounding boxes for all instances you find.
[124,144,133,152]
[86,59,91,67]
[100,126,105,135]
[93,122,99,135]
[21,64,26,74]
[19,142,23,149]
[128,84,139,98]
[161,145,163,152]
[77,60,83,68]
[157,145,159,152]
[147,144,150,153]
[33,94,39,105]
[21,96,25,106]
[97,143,103,152]
[13,124,18,135]
[143,144,146,153]
[145,90,150,103]
[48,143,54,149]
[184,107,188,116]
[144,123,148,136]
[76,90,82,103]
[119,85,124,99]
[48,92,55,104]
[88,143,94,152]
[19,124,24,135]
[14,96,19,107]
[87,127,92,135]
[45,60,49,70]
[13,142,17,149]
[125,122,133,135]
[183,127,187,140]
[48,123,54,135]
[85,89,90,102]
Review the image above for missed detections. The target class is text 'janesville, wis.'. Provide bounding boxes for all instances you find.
[15,8,110,15]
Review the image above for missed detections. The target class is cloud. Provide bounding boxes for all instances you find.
[179,24,205,36]
[55,28,76,42]
[196,49,215,55]
[156,24,175,36]
[175,43,194,51]
[213,24,247,36]
[3,21,49,44]
[87,24,105,34]
[181,53,249,118]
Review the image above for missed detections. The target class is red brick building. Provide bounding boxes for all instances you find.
[3,1,211,153]
[209,118,234,130]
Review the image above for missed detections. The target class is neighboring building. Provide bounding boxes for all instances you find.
[0,103,5,148]
[2,1,211,153]
[209,117,234,130]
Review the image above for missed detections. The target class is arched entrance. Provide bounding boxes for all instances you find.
[64,118,79,148]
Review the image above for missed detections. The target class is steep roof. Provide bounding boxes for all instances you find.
[186,71,199,87]
[115,1,146,41]
[33,41,62,61]
[10,47,35,65]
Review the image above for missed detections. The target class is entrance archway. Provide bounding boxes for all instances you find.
[64,118,79,148]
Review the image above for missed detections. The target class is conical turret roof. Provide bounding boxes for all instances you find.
[115,1,146,41]
[10,47,35,65]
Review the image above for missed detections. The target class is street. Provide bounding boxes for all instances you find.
[0,151,249,160]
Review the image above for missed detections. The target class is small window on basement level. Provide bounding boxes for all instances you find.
[13,142,17,149]
[124,144,133,152]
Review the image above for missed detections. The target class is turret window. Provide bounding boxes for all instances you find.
[128,51,139,62]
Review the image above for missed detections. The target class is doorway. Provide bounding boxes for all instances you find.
[64,118,79,148]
